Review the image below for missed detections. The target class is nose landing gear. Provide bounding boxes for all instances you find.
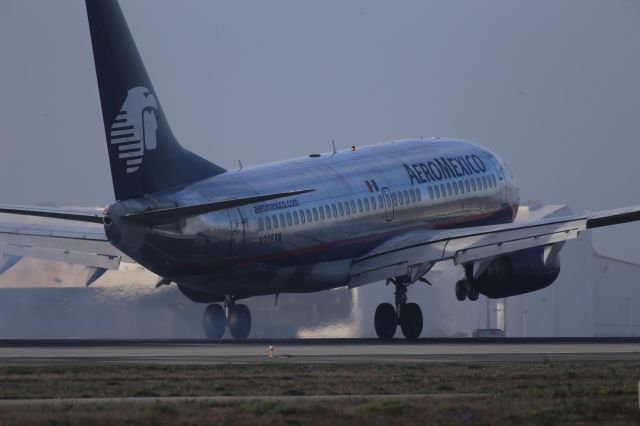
[203,295,252,340]
[374,278,423,340]
[455,280,479,301]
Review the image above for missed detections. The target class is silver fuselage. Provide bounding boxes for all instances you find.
[105,138,520,299]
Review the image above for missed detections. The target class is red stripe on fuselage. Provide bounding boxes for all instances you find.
[166,204,516,274]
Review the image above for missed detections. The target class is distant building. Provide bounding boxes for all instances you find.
[464,201,640,338]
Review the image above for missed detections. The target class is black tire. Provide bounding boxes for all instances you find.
[228,304,251,340]
[455,280,468,301]
[374,303,397,340]
[467,286,480,301]
[203,304,226,340]
[399,302,423,340]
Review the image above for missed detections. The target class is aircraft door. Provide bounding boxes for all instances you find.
[488,155,507,203]
[227,208,245,256]
[381,187,394,222]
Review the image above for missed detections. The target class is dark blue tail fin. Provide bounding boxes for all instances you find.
[85,0,225,201]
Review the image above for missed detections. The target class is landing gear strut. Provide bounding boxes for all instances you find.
[374,278,423,340]
[202,296,252,340]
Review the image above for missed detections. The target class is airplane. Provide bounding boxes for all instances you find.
[0,0,639,340]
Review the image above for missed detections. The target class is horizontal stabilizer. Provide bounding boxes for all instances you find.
[0,205,104,224]
[125,189,315,225]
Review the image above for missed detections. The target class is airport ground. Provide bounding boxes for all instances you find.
[0,339,638,425]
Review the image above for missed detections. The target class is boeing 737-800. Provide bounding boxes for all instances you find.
[0,0,639,340]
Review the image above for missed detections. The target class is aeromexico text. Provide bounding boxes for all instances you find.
[403,155,486,185]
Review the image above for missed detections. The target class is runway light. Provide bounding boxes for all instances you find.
[267,345,274,358]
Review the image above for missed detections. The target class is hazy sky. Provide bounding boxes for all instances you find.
[1,1,639,261]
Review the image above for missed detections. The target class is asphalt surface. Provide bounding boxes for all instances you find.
[0,338,638,365]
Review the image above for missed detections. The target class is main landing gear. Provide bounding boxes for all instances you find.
[374,278,423,340]
[203,296,252,340]
[455,279,479,301]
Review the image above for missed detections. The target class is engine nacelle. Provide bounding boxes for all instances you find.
[465,246,560,298]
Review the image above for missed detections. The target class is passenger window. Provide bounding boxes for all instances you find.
[471,179,477,191]
[416,188,422,202]
[350,200,356,213]
[325,205,332,218]
[446,183,452,196]
[453,182,459,195]
[265,216,272,230]
[476,177,482,190]
[306,209,312,222]
[332,204,338,217]
[440,184,446,197]
[377,196,384,209]
[459,181,465,194]
[338,203,344,216]
[299,210,306,224]
[397,193,403,205]
[403,191,409,204]
[392,193,398,206]
[409,189,416,203]
[492,175,497,187]
[482,176,488,189]
[273,215,279,229]
[428,187,434,199]
[465,180,471,192]
[313,207,319,221]
[357,199,363,212]
[286,212,292,226]
[258,217,264,231]
[279,214,286,227]
[293,211,299,224]
[434,185,440,198]
[319,206,325,220]
[364,198,370,211]
[344,201,351,215]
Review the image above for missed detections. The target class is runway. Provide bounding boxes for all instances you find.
[0,338,638,365]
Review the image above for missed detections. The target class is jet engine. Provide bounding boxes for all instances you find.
[465,246,561,298]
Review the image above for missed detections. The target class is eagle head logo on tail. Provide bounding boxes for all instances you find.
[109,87,159,174]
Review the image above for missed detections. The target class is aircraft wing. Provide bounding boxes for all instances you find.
[0,216,131,286]
[348,205,640,288]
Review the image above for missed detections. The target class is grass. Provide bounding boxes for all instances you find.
[0,362,637,424]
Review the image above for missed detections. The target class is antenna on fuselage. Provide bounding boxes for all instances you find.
[331,140,337,155]
[238,160,244,170]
